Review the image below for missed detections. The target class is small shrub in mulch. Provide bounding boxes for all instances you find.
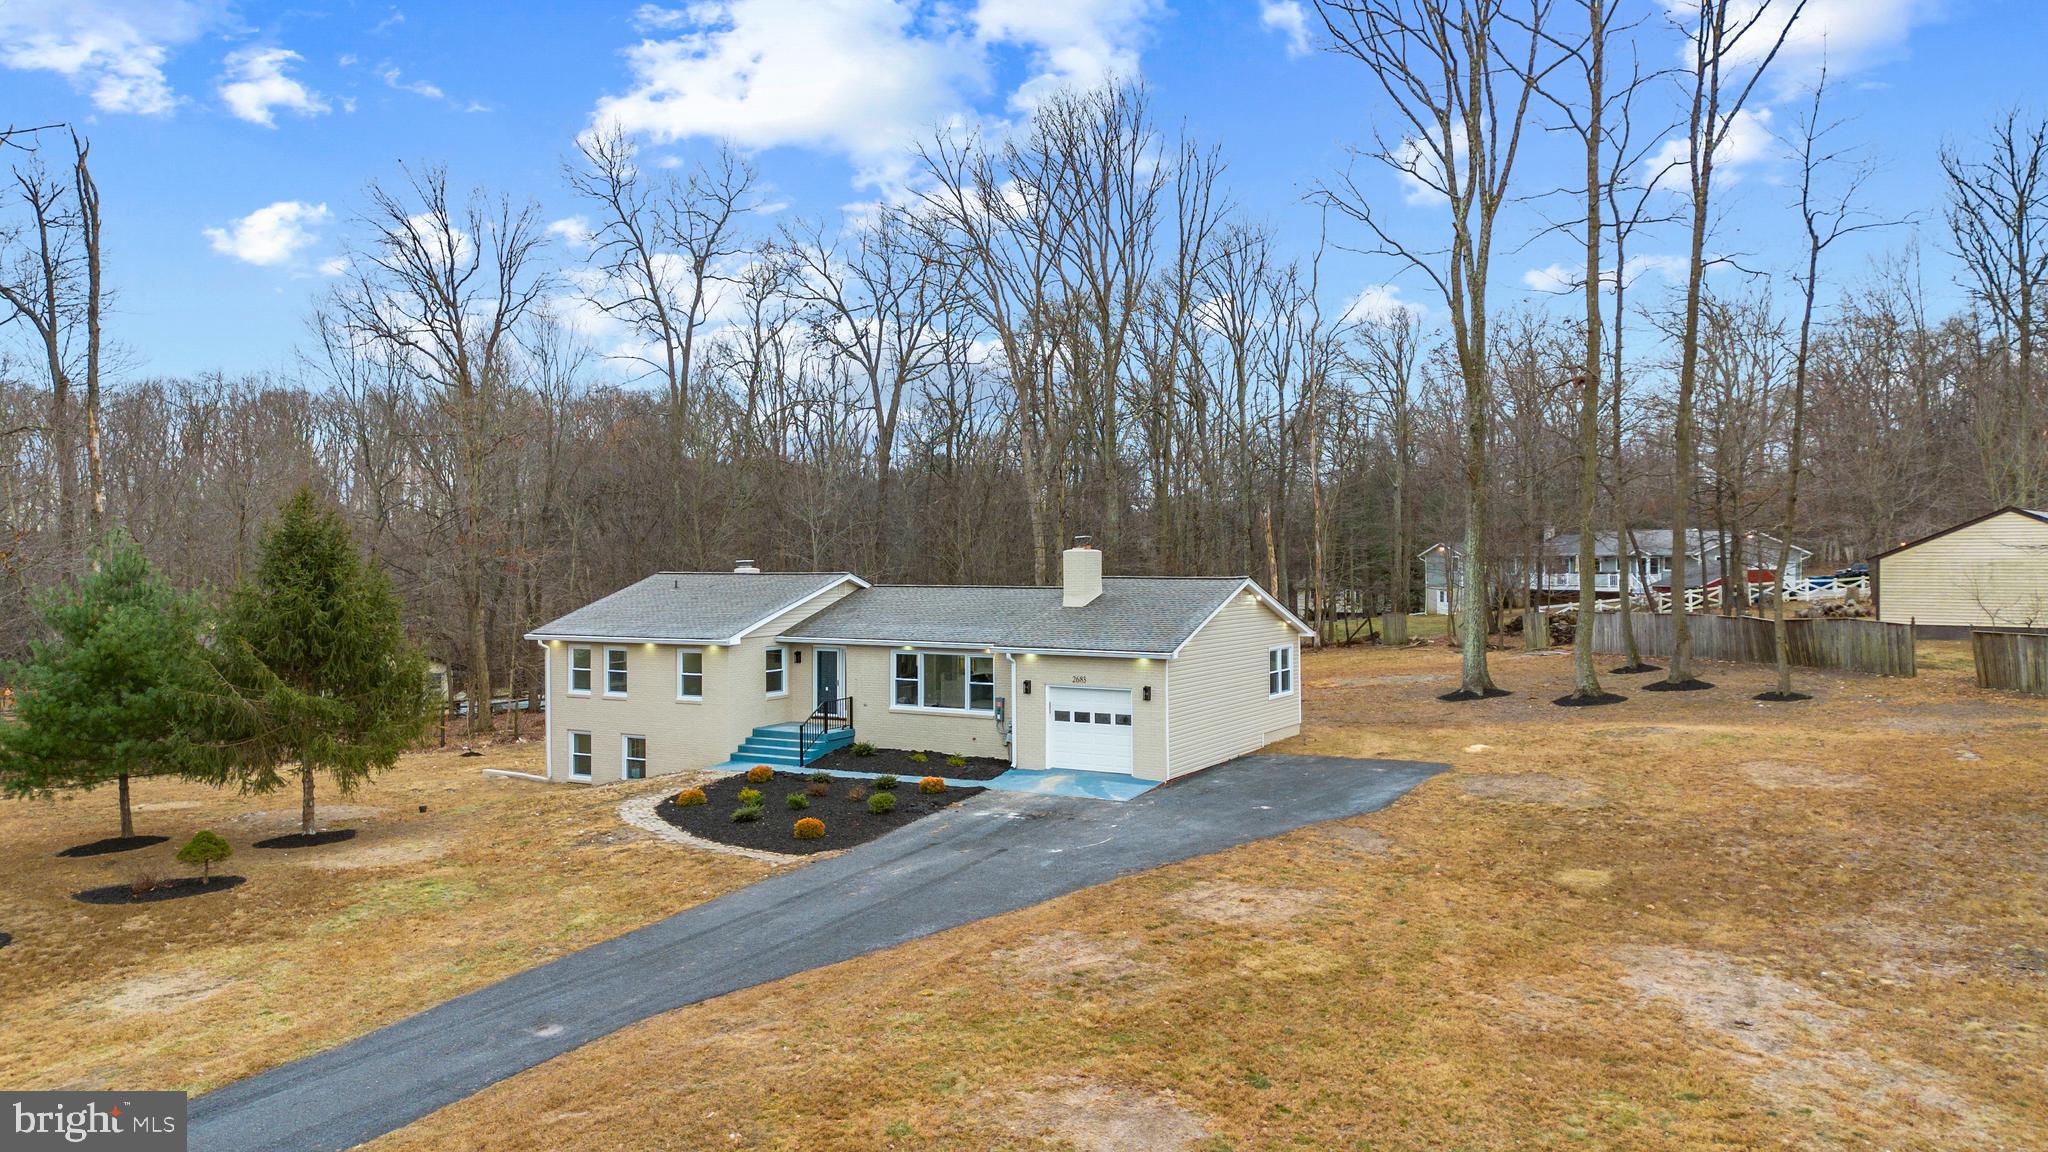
[785,792,810,811]
[73,876,248,904]
[804,782,831,798]
[731,805,764,823]
[745,764,774,784]
[792,817,825,840]
[1641,679,1715,693]
[675,788,707,807]
[873,775,898,791]
[918,776,947,794]
[253,828,358,849]
[656,768,981,856]
[809,745,1011,781]
[868,792,896,814]
[55,834,169,858]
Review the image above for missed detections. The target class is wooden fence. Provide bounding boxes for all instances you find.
[1589,611,1917,678]
[1971,629,2048,695]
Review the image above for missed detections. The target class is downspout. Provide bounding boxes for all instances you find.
[1005,653,1018,766]
[537,640,553,781]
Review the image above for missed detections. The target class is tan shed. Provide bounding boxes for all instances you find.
[1873,507,2048,637]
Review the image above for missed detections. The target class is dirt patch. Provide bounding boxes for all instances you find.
[101,968,237,1015]
[1003,1082,1213,1152]
[228,804,384,833]
[1552,868,1612,893]
[1456,773,1604,809]
[298,837,452,871]
[992,930,1151,989]
[1326,673,1451,687]
[1164,881,1324,927]
[132,801,202,813]
[1322,825,1393,855]
[1740,760,1873,791]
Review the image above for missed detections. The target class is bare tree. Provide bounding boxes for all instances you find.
[1315,0,1558,698]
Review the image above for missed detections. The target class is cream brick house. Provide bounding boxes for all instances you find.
[526,545,1312,786]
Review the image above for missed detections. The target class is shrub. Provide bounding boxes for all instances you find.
[805,781,831,798]
[918,776,946,794]
[674,788,707,807]
[809,770,833,782]
[746,764,775,783]
[731,805,764,823]
[850,741,877,757]
[176,830,234,883]
[945,755,967,769]
[867,791,897,815]
[845,785,866,801]
[127,869,161,897]
[872,774,898,791]
[908,752,928,763]
[736,787,763,806]
[785,792,810,811]
[793,817,826,840]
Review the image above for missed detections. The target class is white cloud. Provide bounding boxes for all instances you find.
[1342,284,1426,325]
[1523,253,1688,294]
[547,216,598,251]
[379,65,444,101]
[1391,134,1465,206]
[218,46,330,127]
[1259,1,1310,57]
[204,201,332,266]
[317,255,349,277]
[592,0,1167,187]
[1644,106,1778,191]
[1522,263,1578,294]
[0,0,216,115]
[1664,0,1936,91]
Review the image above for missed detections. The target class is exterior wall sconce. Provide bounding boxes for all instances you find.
[1022,680,1032,694]
[1143,685,1152,702]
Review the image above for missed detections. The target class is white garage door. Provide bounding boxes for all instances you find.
[1046,686,1135,775]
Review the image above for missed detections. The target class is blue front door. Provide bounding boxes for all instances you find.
[814,648,844,716]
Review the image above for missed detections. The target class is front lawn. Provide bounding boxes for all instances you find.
[655,769,984,856]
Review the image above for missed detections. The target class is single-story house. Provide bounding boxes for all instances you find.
[525,545,1312,786]
[1873,507,2048,637]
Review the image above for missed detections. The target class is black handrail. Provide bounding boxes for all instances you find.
[798,696,853,765]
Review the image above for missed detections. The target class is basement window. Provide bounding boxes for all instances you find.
[569,731,592,779]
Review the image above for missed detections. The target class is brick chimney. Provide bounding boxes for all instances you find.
[1062,537,1101,608]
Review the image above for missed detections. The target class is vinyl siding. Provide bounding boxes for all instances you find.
[1009,653,1165,778]
[1165,593,1302,778]
[544,582,856,783]
[1876,511,2048,628]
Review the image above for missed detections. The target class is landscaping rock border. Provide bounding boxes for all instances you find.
[617,793,807,865]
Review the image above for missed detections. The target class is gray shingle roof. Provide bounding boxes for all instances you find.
[781,577,1271,655]
[525,572,861,644]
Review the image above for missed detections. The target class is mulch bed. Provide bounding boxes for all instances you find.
[72,876,247,905]
[1610,663,1662,675]
[808,745,1012,782]
[1754,690,1816,702]
[1641,679,1715,692]
[654,769,984,856]
[55,834,169,858]
[0,931,11,949]
[1553,692,1628,708]
[1438,687,1513,702]
[253,829,359,849]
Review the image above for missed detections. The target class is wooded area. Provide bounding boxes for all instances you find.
[3,2,2044,711]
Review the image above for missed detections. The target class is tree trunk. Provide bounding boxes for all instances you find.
[1572,0,1607,698]
[300,766,317,836]
[118,771,132,838]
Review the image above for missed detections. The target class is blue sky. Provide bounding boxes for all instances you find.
[0,0,2039,380]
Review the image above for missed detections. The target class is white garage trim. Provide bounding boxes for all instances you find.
[1046,685,1136,775]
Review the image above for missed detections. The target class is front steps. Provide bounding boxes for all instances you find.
[719,722,853,771]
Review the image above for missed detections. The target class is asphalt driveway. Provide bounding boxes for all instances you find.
[189,752,1443,1151]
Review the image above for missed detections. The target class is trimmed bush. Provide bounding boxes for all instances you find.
[674,788,707,807]
[746,764,775,784]
[850,741,877,757]
[805,781,831,798]
[845,785,866,801]
[176,831,234,883]
[736,787,763,807]
[785,792,810,811]
[867,791,897,814]
[731,805,764,823]
[918,776,946,794]
[793,817,826,840]
[945,754,967,769]
[908,752,929,763]
[872,774,898,791]
[809,770,833,783]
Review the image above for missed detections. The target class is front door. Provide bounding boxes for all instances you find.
[814,648,845,717]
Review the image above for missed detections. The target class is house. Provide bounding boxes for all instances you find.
[525,544,1312,786]
[1872,507,2048,637]
[1421,530,1811,611]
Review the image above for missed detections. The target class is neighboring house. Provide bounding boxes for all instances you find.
[526,545,1312,786]
[1420,543,1462,615]
[1422,531,1810,609]
[1872,507,2048,637]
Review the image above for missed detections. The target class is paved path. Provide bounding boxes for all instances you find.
[189,753,1443,1151]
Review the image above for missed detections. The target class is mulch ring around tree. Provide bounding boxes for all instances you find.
[808,745,1012,782]
[1641,679,1715,692]
[55,834,169,858]
[654,769,985,857]
[1754,691,1816,702]
[253,829,360,850]
[72,876,248,905]
[1609,663,1662,675]
[1437,687,1513,703]
[0,931,11,949]
[1553,692,1628,708]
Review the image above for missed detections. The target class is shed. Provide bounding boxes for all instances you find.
[1871,507,2048,637]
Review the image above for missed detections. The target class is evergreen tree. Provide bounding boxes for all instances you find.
[216,489,433,836]
[0,531,215,840]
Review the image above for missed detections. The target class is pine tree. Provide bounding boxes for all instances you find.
[215,489,433,836]
[0,531,215,840]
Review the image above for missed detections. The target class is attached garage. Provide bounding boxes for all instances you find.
[1046,686,1136,774]
[1873,507,2048,638]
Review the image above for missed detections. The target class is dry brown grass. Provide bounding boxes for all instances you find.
[363,642,2047,1152]
[0,741,768,1094]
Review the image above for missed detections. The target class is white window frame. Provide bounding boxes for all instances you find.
[889,650,997,715]
[621,734,648,780]
[764,646,787,698]
[603,646,629,698]
[1268,644,1295,698]
[569,730,593,780]
[676,647,705,702]
[568,646,593,695]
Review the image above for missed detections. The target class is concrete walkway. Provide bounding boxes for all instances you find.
[188,753,1443,1152]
